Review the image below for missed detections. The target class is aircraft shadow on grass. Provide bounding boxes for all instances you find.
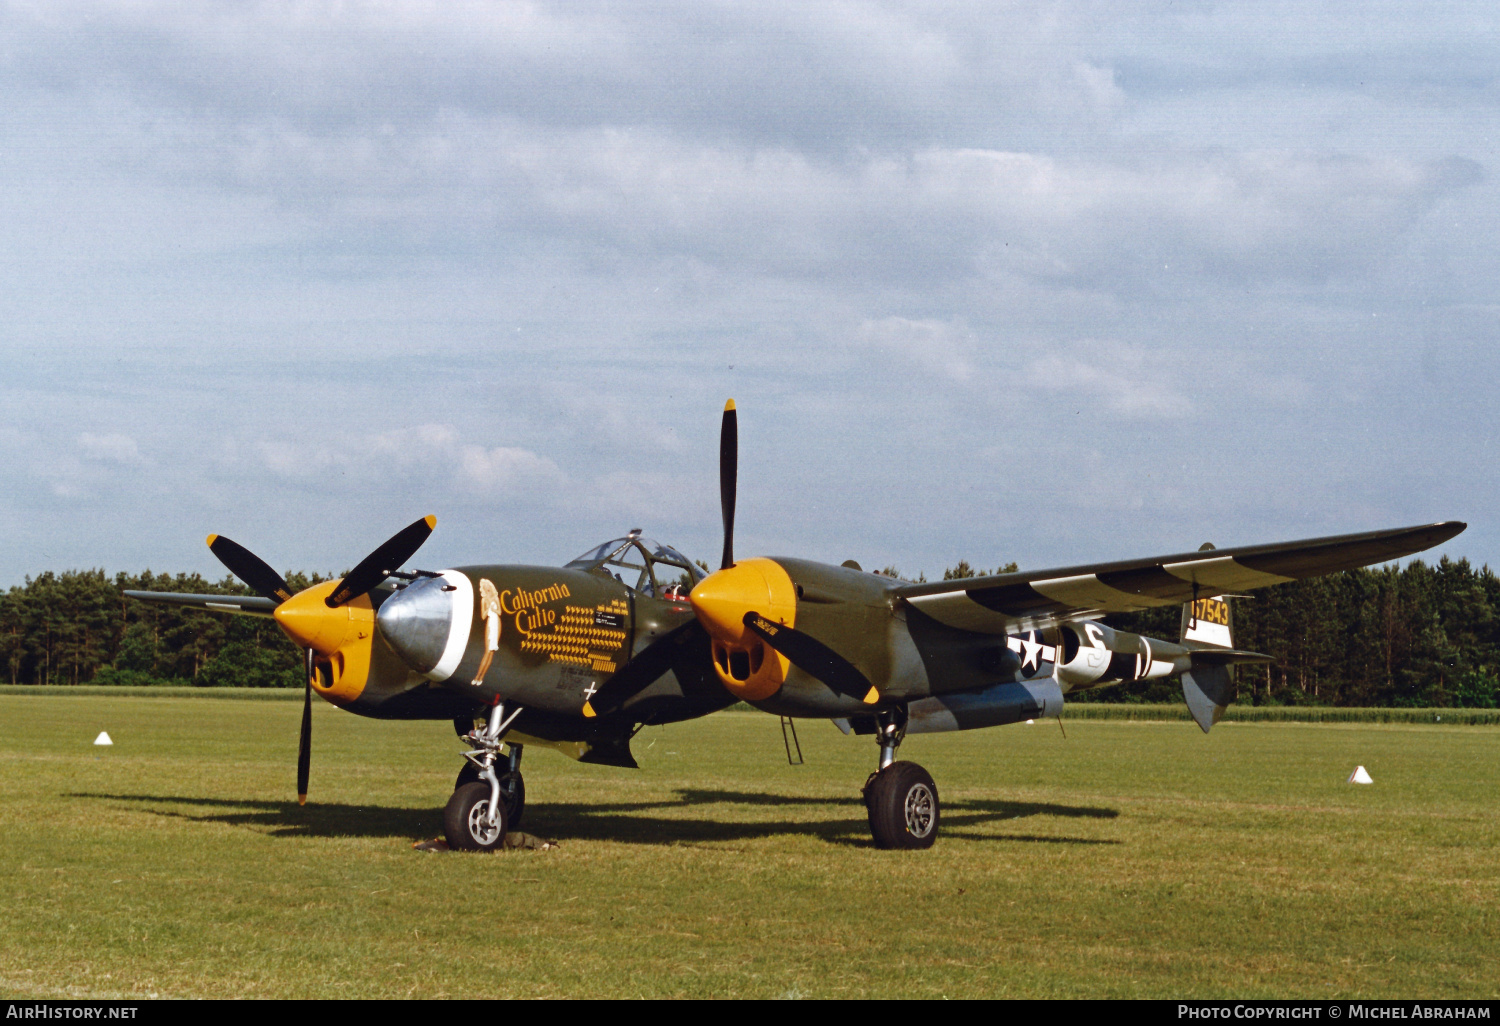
[70,790,1120,848]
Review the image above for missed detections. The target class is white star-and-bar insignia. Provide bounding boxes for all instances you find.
[1018,632,1044,673]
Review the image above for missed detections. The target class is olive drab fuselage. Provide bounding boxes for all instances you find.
[336,553,1171,735]
[343,563,735,731]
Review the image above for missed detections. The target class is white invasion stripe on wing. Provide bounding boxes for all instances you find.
[1162,556,1293,591]
[1029,574,1176,612]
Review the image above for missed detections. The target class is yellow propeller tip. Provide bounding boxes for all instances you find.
[297,794,307,806]
[206,534,218,547]
[423,514,437,529]
[581,702,597,719]
[724,398,736,411]
[861,688,880,705]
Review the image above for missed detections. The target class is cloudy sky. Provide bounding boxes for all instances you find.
[1,1,1494,585]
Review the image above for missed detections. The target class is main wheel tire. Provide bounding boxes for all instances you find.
[864,761,940,850]
[443,781,508,851]
[499,771,525,829]
[454,765,525,828]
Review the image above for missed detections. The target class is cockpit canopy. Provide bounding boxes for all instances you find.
[565,532,705,599]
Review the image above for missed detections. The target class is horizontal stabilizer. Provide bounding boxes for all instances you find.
[1186,647,1274,666]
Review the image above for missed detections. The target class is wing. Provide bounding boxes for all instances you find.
[123,590,279,618]
[896,521,1465,635]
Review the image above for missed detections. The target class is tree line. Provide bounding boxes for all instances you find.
[0,570,331,690]
[1,558,1496,707]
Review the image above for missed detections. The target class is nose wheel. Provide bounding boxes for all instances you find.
[455,758,525,828]
[861,705,940,849]
[445,782,508,851]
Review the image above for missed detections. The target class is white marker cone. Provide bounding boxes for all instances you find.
[93,731,112,746]
[1348,765,1373,784]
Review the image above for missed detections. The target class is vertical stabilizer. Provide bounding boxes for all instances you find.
[1182,665,1233,733]
[1181,594,1233,649]
[1180,571,1236,731]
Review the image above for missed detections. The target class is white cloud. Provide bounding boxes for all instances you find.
[0,3,1492,580]
[458,445,566,492]
[1073,62,1125,108]
[77,432,143,464]
[858,316,974,381]
[1019,342,1193,419]
[257,425,563,496]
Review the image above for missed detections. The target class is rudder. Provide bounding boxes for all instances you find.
[1180,594,1233,649]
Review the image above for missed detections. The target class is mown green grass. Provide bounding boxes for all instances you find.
[6,686,1498,724]
[1,695,1496,999]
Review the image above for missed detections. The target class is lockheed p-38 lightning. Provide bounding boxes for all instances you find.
[129,402,1465,850]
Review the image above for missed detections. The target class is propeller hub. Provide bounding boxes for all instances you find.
[274,581,360,653]
[689,558,796,643]
[689,558,796,701]
[273,580,375,706]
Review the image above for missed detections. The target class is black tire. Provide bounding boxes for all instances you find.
[443,781,508,851]
[455,764,525,828]
[500,772,525,829]
[864,761,939,850]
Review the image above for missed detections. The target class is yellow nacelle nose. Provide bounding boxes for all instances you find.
[688,558,797,701]
[273,580,375,706]
[688,558,797,642]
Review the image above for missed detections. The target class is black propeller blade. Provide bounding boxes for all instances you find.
[719,399,737,570]
[207,517,436,803]
[743,611,880,705]
[297,648,313,806]
[326,515,437,607]
[207,534,294,603]
[582,619,708,718]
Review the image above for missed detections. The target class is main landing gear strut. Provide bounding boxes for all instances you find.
[862,705,939,850]
[445,703,526,851]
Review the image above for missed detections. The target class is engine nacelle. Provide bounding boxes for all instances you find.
[1056,620,1179,689]
[907,677,1064,734]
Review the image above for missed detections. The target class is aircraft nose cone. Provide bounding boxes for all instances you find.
[688,558,797,643]
[273,581,354,654]
[374,571,474,681]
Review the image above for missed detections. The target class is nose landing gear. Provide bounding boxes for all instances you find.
[454,744,526,829]
[861,705,940,850]
[445,702,526,851]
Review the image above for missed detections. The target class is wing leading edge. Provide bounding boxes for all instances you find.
[123,590,279,618]
[897,521,1466,636]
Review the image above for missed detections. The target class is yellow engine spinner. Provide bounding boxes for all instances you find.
[273,580,376,706]
[688,557,797,701]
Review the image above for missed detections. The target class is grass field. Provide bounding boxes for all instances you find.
[1,695,1496,999]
